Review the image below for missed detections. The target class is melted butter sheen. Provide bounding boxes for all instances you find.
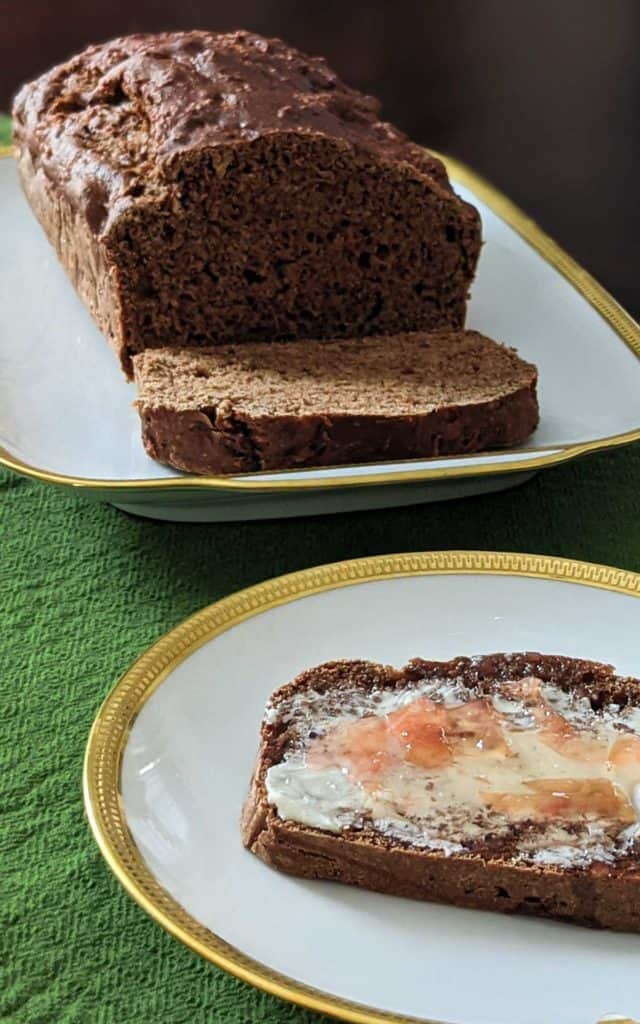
[264,678,640,865]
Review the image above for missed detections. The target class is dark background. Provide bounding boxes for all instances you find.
[3,0,639,318]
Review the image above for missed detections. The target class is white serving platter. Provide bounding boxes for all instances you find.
[2,150,639,521]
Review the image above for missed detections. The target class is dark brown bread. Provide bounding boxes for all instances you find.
[242,654,640,932]
[12,31,481,377]
[133,330,538,474]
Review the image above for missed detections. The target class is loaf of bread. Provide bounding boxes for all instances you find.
[12,31,481,376]
[243,654,640,931]
[133,330,538,474]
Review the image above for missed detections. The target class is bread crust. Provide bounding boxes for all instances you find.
[136,385,538,474]
[14,144,126,364]
[133,332,539,474]
[242,654,640,931]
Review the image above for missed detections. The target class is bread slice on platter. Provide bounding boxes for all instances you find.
[243,654,640,931]
[13,30,481,377]
[133,330,538,474]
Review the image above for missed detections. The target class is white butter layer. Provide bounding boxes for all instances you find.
[266,763,365,830]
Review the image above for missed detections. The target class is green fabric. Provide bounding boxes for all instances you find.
[2,447,640,1023]
[1,114,11,146]
[1,103,639,1023]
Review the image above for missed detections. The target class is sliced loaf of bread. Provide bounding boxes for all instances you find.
[133,330,538,475]
[13,31,481,377]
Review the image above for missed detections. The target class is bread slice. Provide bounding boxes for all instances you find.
[133,330,538,474]
[13,31,480,377]
[242,654,640,931]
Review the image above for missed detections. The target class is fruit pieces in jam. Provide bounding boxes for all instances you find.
[307,679,640,826]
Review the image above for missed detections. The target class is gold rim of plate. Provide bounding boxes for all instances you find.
[83,550,640,1024]
[1,145,639,493]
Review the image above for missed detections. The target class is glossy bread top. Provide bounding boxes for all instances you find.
[12,30,454,235]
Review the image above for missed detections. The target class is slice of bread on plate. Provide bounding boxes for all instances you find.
[133,330,538,474]
[242,654,640,931]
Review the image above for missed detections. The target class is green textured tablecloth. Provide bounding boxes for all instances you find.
[0,115,11,147]
[2,112,640,1024]
[3,446,640,1024]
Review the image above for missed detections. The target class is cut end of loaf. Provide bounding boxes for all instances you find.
[133,330,539,475]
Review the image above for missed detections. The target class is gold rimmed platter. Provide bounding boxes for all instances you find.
[1,148,639,519]
[1,144,638,520]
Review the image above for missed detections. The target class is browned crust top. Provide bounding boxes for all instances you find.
[12,30,465,237]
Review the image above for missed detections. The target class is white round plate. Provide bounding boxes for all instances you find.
[84,552,640,1024]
